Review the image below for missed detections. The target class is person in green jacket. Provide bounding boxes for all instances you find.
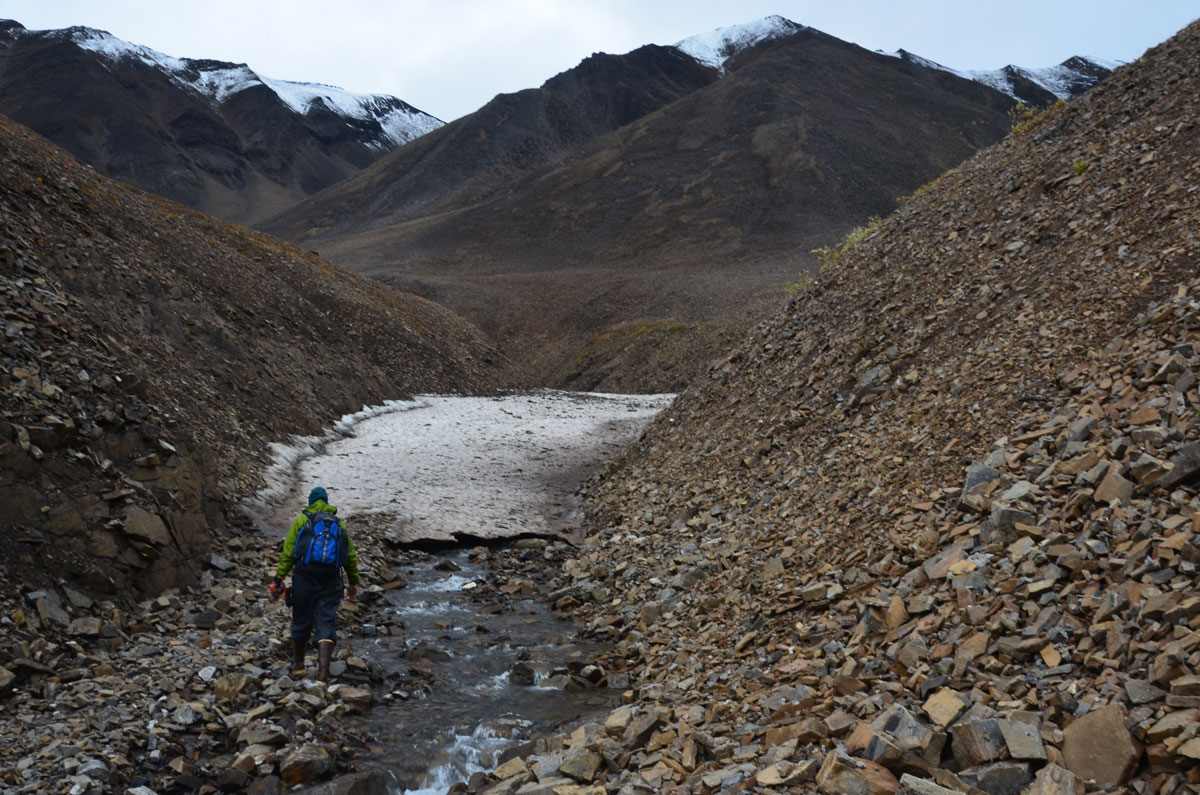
[269,486,360,683]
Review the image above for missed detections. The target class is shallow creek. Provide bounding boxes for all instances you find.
[252,391,671,792]
[364,548,620,792]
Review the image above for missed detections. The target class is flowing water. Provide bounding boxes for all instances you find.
[363,548,622,793]
[249,391,671,793]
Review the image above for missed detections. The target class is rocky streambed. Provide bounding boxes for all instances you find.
[0,391,671,794]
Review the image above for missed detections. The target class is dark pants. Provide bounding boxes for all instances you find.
[290,566,343,644]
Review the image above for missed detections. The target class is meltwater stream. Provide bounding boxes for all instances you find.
[251,391,672,793]
[365,548,620,793]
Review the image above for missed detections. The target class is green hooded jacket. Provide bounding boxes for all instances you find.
[275,499,360,583]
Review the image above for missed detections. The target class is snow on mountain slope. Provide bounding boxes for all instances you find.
[892,48,1119,101]
[672,15,804,71]
[44,23,442,149]
[259,77,443,148]
[669,15,1113,103]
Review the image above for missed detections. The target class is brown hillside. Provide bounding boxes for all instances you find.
[548,19,1200,793]
[268,28,1026,393]
[0,115,510,598]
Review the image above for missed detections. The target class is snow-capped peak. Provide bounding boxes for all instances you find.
[37,23,441,149]
[673,15,804,72]
[889,48,1119,102]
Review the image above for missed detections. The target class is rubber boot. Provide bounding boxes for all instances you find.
[316,639,335,684]
[290,637,307,678]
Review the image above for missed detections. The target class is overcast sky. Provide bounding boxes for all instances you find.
[2,1,1196,121]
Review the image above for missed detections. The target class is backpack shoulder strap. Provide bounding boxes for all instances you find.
[296,510,317,564]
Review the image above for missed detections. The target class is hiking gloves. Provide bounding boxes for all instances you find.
[346,584,358,602]
[268,577,284,600]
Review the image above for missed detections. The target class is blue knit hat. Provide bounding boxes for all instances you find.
[308,486,328,505]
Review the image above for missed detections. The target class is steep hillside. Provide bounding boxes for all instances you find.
[0,20,441,225]
[525,19,1200,794]
[266,25,1106,393]
[0,115,509,598]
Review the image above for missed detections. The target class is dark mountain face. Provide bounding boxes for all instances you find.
[265,43,719,240]
[0,21,441,225]
[264,27,1042,391]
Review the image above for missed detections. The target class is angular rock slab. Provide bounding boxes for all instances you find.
[1060,704,1142,787]
[1027,763,1084,795]
[816,752,899,795]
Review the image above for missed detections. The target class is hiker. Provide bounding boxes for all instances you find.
[269,486,360,683]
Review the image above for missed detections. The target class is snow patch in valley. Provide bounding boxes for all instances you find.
[673,15,802,71]
[250,391,673,543]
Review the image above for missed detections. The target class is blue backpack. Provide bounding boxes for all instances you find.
[296,511,348,573]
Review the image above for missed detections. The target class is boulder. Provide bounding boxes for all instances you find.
[1060,704,1142,787]
[896,774,961,795]
[1027,763,1084,795]
[816,752,900,795]
[279,744,334,786]
[123,505,171,545]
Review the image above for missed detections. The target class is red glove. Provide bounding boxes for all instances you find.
[268,577,284,600]
[346,584,358,602]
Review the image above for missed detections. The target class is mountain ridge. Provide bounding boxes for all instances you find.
[0,19,442,224]
[894,48,1118,106]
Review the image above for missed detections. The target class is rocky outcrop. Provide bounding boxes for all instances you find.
[0,116,511,598]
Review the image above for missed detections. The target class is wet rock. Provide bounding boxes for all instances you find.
[557,748,602,782]
[279,744,334,786]
[328,684,372,713]
[299,770,402,795]
[511,661,537,686]
[493,756,530,780]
